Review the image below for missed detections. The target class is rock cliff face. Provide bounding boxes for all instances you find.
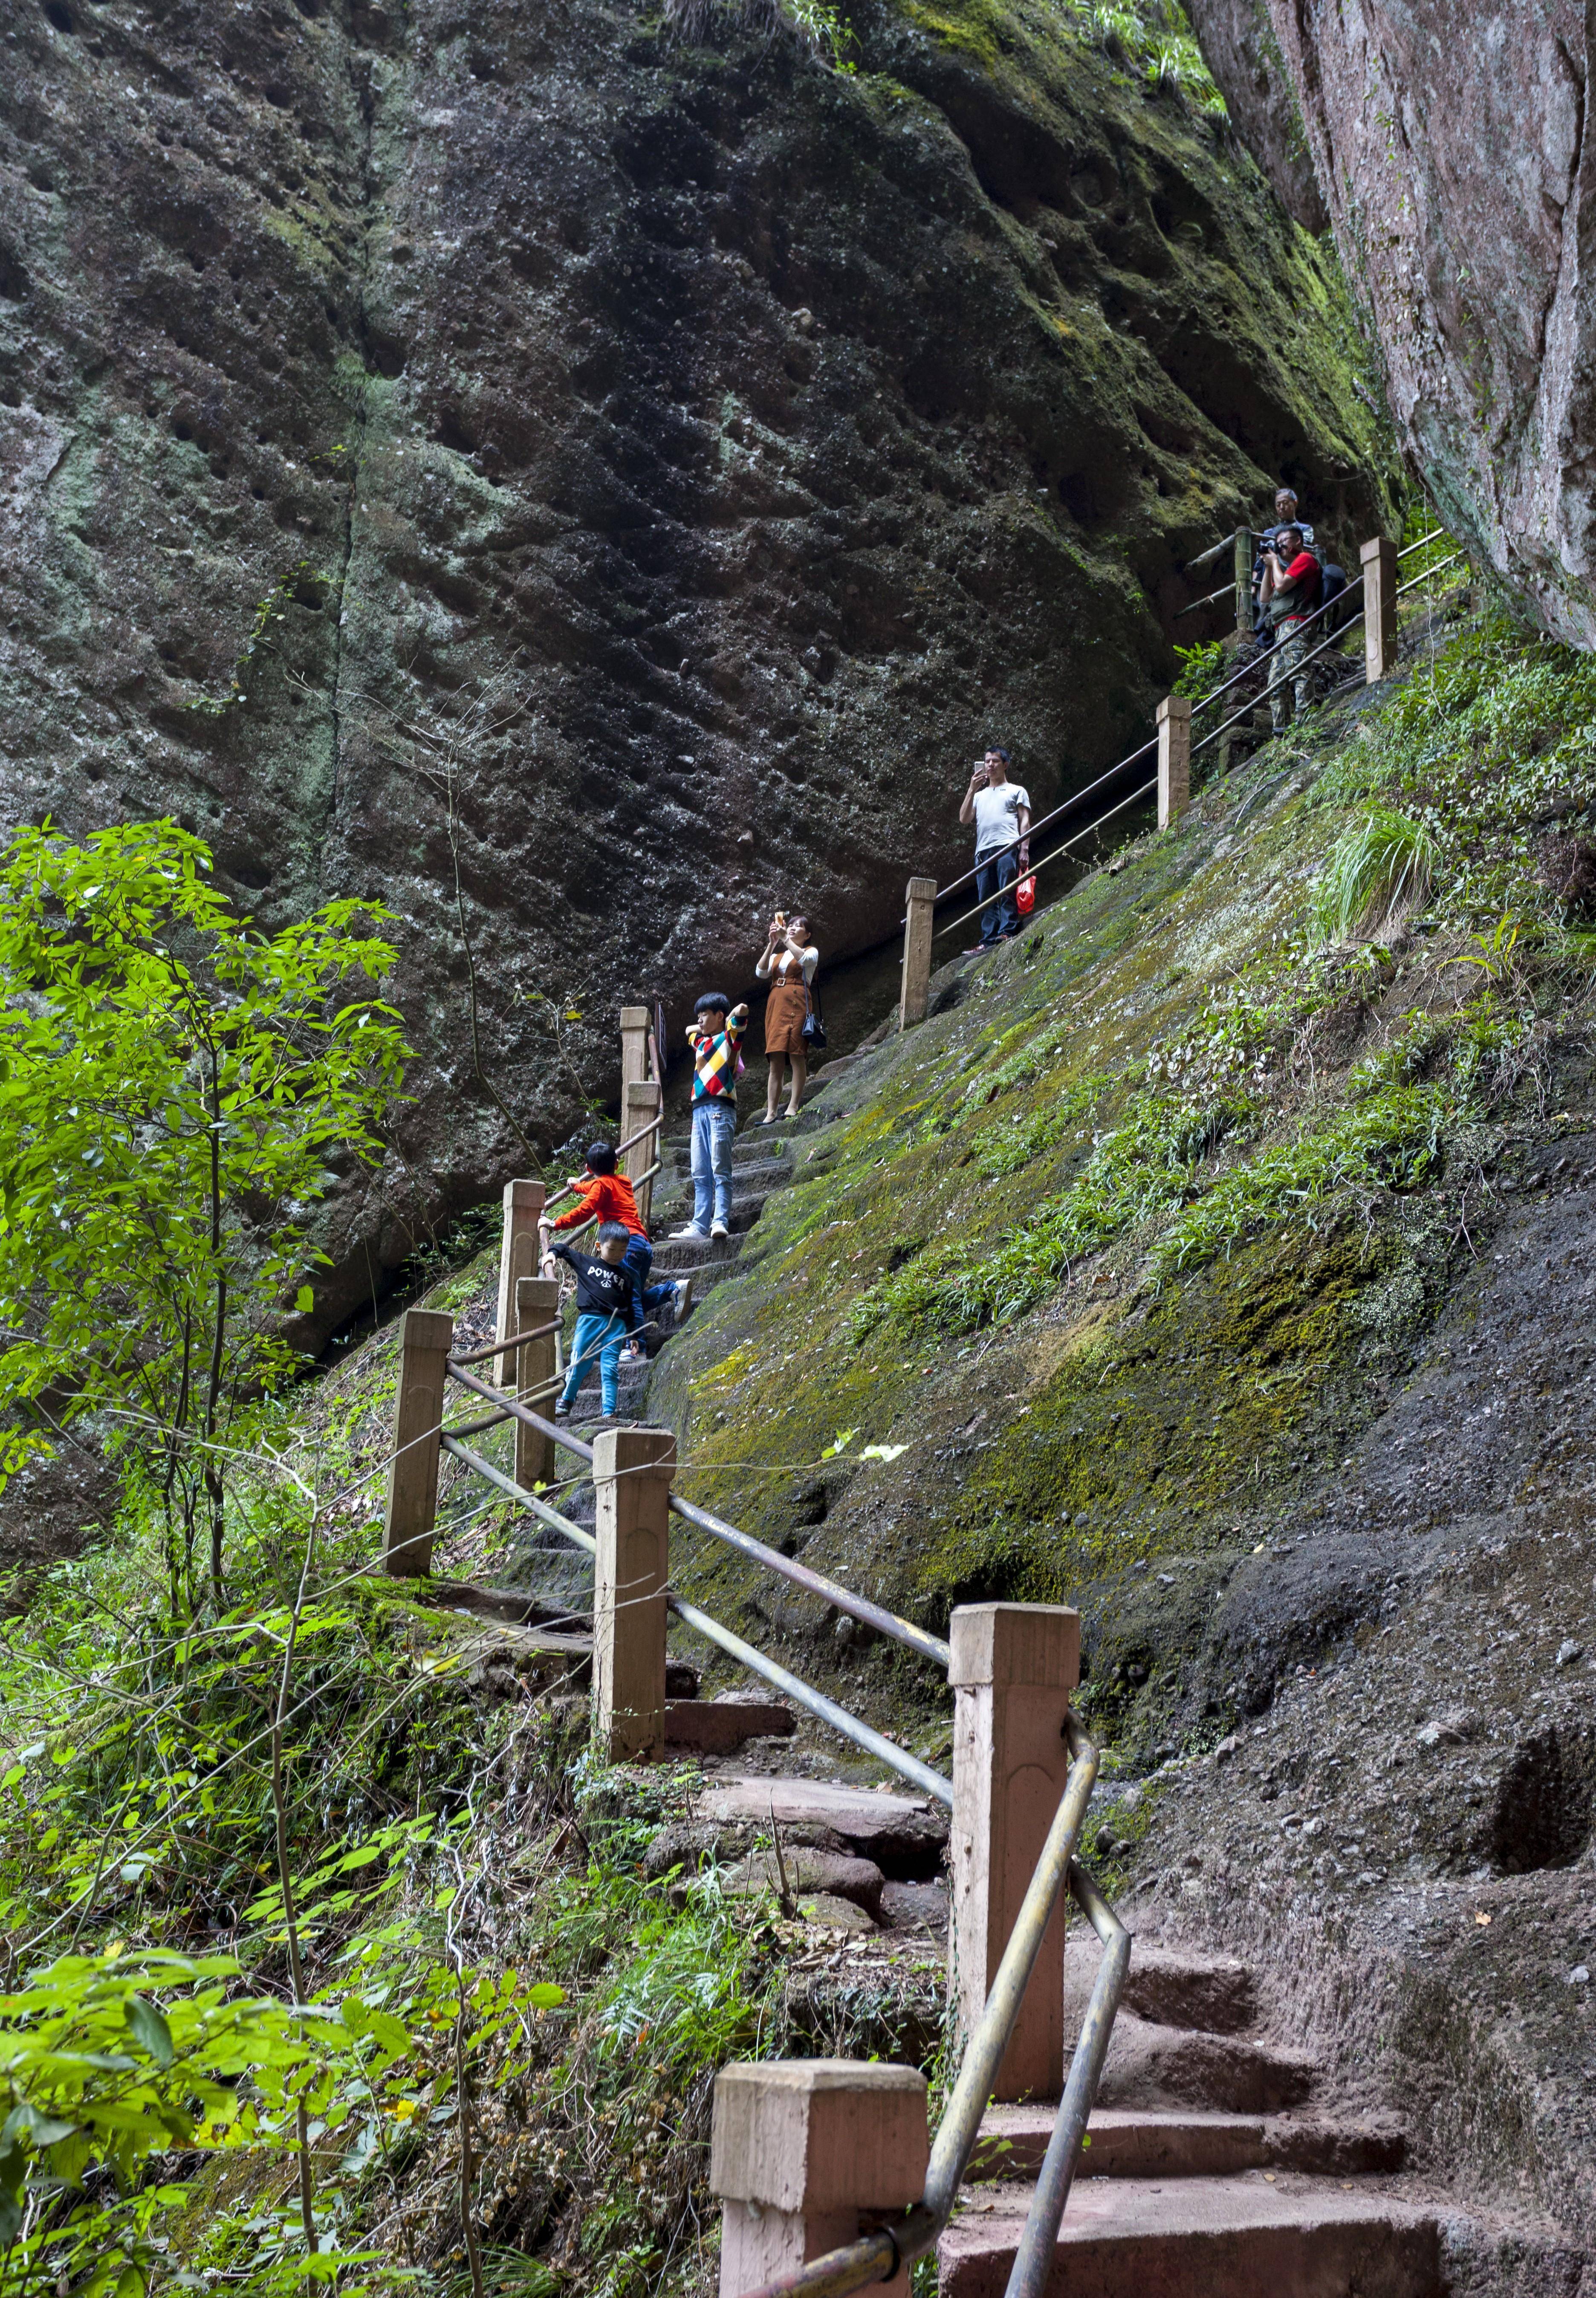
[0,0,1392,1325]
[1185,0,1596,648]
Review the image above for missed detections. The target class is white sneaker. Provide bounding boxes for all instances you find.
[670,1224,708,1241]
[710,1218,730,1240]
[674,1278,694,1318]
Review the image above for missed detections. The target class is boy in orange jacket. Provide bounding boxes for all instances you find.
[539,1141,683,1357]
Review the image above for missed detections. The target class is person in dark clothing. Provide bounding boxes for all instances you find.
[550,1220,637,1420]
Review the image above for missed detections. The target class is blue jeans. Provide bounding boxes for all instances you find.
[621,1233,676,1334]
[561,1311,626,1414]
[691,1099,736,1233]
[975,848,1019,945]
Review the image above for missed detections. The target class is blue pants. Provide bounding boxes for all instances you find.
[621,1233,675,1335]
[561,1311,626,1414]
[691,1100,736,1233]
[975,849,1019,945]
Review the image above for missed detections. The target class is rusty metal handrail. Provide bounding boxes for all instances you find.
[731,1714,1119,2298]
[932,777,1156,945]
[440,1438,953,1803]
[440,1360,952,1671]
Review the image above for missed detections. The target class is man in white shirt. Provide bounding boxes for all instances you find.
[958,746,1032,948]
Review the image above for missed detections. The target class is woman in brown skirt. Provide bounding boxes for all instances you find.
[755,911,818,1123]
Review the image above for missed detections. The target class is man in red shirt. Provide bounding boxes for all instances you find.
[1260,524,1323,732]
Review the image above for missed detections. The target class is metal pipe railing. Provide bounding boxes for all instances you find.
[441,1360,952,1671]
[1173,579,1234,620]
[440,1439,953,1803]
[1190,604,1365,762]
[932,777,1157,945]
[1397,550,1463,597]
[449,1315,560,1370]
[730,1711,1114,2298]
[1002,1860,1130,2298]
[1397,526,1445,560]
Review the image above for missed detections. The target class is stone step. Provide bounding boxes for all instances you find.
[662,1133,791,1168]
[937,2175,1440,2298]
[1094,2014,1316,2116]
[664,1699,796,1754]
[650,1232,746,1274]
[1116,1949,1258,2038]
[970,2107,1406,2185]
[694,1773,949,1879]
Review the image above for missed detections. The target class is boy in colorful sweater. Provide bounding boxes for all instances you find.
[671,992,747,1243]
[539,1141,681,1358]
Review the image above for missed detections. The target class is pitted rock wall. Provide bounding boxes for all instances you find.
[0,0,1393,1331]
[1185,0,1596,648]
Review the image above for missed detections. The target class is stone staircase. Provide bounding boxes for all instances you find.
[943,1937,1437,2298]
[558,1122,794,1428]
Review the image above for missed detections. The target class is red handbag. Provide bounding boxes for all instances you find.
[1016,873,1037,914]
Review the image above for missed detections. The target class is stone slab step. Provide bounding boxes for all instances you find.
[694,1773,949,1879]
[937,2175,1440,2298]
[970,2108,1405,2185]
[664,1699,796,1754]
[651,1233,745,1274]
[1116,1948,1258,2037]
[1093,2013,1316,2115]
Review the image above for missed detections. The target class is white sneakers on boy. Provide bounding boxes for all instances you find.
[669,1223,708,1241]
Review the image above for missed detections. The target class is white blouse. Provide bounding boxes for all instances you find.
[756,942,818,985]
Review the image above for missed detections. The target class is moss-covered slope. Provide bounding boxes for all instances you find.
[648,591,1596,1765]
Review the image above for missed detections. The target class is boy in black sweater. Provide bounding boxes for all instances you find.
[550,1221,638,1420]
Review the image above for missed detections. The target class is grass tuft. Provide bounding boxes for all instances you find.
[1313,806,1437,943]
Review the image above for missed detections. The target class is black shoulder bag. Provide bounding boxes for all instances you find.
[801,974,827,1054]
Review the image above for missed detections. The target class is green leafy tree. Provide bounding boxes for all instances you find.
[0,821,408,1611]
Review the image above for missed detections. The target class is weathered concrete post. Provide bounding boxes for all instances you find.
[1362,535,1399,683]
[622,1077,662,1228]
[495,1179,545,1389]
[593,1424,674,1760]
[514,1273,558,1490]
[711,2061,929,2298]
[1233,524,1252,639]
[899,875,938,1031]
[950,1601,1080,2101]
[382,1307,454,1578]
[1157,694,1192,828]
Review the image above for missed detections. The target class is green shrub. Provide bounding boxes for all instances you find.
[1313,806,1437,942]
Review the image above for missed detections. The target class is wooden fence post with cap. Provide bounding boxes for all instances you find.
[1234,523,1252,639]
[1157,694,1191,829]
[593,1424,674,1760]
[1362,535,1399,683]
[495,1179,545,1390]
[950,1601,1080,2101]
[382,1307,454,1578]
[899,874,937,1031]
[514,1273,558,1490]
[619,1004,650,1107]
[622,1077,661,1228]
[711,2061,929,2297]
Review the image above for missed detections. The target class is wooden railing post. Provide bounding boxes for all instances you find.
[620,1004,651,1106]
[950,1602,1080,2101]
[382,1307,454,1577]
[495,1179,545,1389]
[1157,694,1191,827]
[622,1077,662,1228]
[1233,523,1252,639]
[711,2062,929,2296]
[514,1273,558,1490]
[899,875,937,1031]
[593,1425,674,1760]
[1362,535,1399,683]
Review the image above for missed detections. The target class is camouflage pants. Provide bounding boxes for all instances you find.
[1268,622,1311,731]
